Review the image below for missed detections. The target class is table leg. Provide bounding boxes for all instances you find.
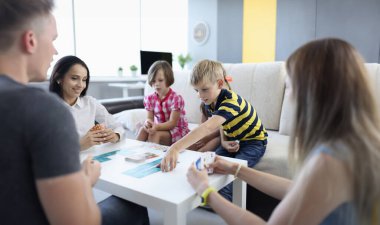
[232,179,247,209]
[164,205,187,225]
[122,89,129,97]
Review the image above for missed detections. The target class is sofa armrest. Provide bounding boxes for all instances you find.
[113,108,146,132]
[99,96,144,114]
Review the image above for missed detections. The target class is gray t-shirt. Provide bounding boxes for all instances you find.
[0,75,81,224]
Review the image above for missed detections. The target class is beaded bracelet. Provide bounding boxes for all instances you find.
[234,164,242,178]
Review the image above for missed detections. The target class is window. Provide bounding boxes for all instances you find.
[51,0,188,76]
[50,0,75,75]
[140,0,188,71]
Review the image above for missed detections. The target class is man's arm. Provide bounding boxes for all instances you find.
[37,158,101,225]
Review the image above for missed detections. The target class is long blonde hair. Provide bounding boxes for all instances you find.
[286,38,380,224]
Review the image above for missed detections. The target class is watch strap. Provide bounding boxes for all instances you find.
[200,186,217,206]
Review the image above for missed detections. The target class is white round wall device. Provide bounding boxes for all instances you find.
[192,21,210,46]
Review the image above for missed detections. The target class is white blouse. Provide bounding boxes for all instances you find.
[67,96,124,139]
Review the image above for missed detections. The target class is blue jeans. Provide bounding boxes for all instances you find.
[99,196,150,225]
[215,140,266,202]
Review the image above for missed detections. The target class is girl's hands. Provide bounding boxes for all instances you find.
[143,119,153,130]
[147,123,158,134]
[143,119,157,134]
[82,155,101,187]
[187,164,210,195]
[221,140,240,153]
[161,147,179,172]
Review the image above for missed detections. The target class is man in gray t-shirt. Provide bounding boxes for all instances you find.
[0,0,103,224]
[0,76,82,224]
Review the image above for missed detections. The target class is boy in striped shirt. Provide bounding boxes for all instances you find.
[162,59,267,201]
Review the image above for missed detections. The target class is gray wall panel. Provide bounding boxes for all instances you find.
[276,0,380,63]
[188,0,218,66]
[276,0,317,61]
[217,0,243,63]
[188,0,243,66]
[316,0,380,63]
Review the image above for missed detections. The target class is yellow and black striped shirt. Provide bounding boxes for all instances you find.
[205,89,267,142]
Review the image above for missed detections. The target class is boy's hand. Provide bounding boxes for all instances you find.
[161,148,179,172]
[222,140,240,152]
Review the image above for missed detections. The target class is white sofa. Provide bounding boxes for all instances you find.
[116,62,380,179]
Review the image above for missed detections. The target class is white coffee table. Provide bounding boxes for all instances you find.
[81,139,247,225]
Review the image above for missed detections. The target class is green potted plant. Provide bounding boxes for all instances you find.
[117,66,123,76]
[129,65,138,76]
[178,53,192,70]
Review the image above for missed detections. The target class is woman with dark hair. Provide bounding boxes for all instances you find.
[50,55,124,150]
[50,56,150,225]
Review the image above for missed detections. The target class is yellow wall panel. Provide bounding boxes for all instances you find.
[243,0,277,62]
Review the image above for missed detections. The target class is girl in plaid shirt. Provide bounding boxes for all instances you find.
[137,61,190,145]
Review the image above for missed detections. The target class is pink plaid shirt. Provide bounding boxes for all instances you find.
[144,88,190,143]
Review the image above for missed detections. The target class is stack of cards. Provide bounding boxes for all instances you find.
[124,152,159,163]
[195,152,216,174]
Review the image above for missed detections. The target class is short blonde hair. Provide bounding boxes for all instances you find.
[191,60,226,86]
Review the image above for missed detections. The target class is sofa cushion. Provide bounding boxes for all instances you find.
[365,63,380,107]
[255,130,291,178]
[224,62,287,131]
[278,76,294,136]
[114,108,146,133]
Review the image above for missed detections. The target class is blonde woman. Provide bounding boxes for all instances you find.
[187,38,380,225]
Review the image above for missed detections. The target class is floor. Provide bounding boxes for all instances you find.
[93,188,227,225]
[148,207,226,225]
